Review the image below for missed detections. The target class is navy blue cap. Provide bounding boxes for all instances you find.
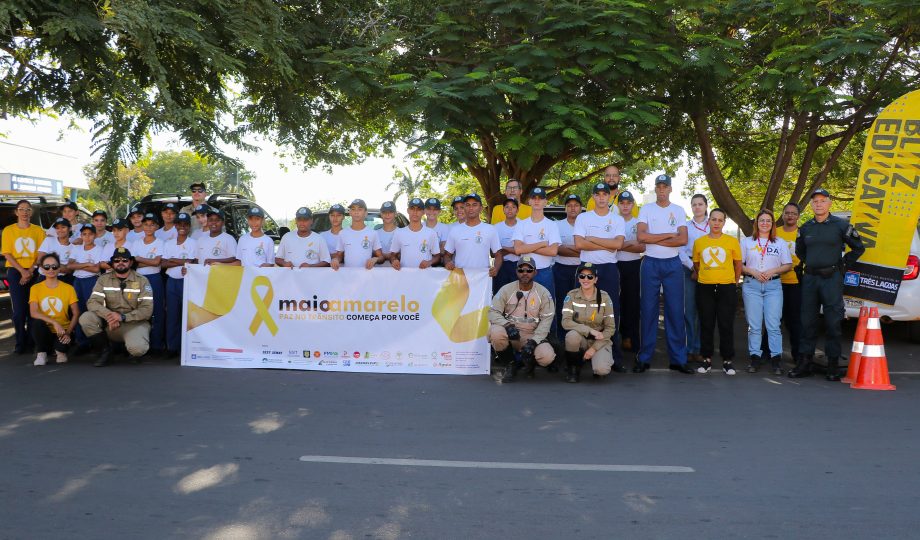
[528,187,547,199]
[329,204,346,214]
[408,198,425,209]
[80,223,95,232]
[110,247,133,261]
[192,204,210,215]
[451,196,465,206]
[175,213,191,223]
[592,182,611,194]
[111,218,129,229]
[162,203,177,212]
[565,194,583,205]
[295,207,313,219]
[576,262,598,276]
[464,193,482,203]
[811,188,831,199]
[425,198,441,209]
[247,207,264,218]
[617,191,635,202]
[206,207,224,219]
[349,199,367,210]
[128,205,143,217]
[53,217,71,228]
[92,210,108,218]
[502,197,519,208]
[655,174,672,186]
[142,212,158,222]
[380,201,396,212]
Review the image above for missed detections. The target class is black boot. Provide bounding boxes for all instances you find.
[91,334,111,367]
[502,359,521,383]
[770,356,783,376]
[564,351,582,383]
[521,353,537,379]
[825,356,841,382]
[496,347,515,367]
[746,355,761,373]
[788,355,812,378]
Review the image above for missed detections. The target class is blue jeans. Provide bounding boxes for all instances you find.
[165,276,185,353]
[743,277,783,358]
[639,256,687,366]
[145,272,166,351]
[6,267,34,351]
[553,263,579,341]
[592,262,623,365]
[683,267,700,354]
[73,276,98,346]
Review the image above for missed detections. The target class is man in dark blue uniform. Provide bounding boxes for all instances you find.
[790,188,864,381]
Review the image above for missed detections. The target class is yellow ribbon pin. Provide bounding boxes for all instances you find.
[431,269,489,343]
[248,275,278,336]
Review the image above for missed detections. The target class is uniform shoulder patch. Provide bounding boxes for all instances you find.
[144,284,152,293]
[563,295,571,304]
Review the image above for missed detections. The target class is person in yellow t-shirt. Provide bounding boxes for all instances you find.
[692,208,742,375]
[28,253,79,366]
[585,166,639,217]
[2,199,47,354]
[761,202,803,361]
[489,179,531,224]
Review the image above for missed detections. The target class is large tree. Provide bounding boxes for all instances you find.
[145,150,255,199]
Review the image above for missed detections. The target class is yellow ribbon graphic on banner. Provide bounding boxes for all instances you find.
[248,276,278,336]
[431,269,489,343]
[187,266,245,331]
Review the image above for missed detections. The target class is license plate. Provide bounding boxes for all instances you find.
[844,297,864,308]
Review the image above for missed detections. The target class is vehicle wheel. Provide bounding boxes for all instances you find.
[909,320,920,344]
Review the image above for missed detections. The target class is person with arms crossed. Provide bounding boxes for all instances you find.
[29,253,79,366]
[615,191,645,352]
[635,174,693,374]
[390,198,440,270]
[275,207,331,268]
[131,213,166,354]
[90,210,115,250]
[37,217,74,284]
[332,199,383,270]
[162,213,198,357]
[443,193,503,276]
[512,187,560,299]
[234,207,275,267]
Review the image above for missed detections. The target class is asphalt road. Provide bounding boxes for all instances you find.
[2,294,918,539]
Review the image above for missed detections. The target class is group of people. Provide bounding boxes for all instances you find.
[4,169,864,381]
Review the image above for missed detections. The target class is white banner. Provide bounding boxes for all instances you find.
[181,265,491,375]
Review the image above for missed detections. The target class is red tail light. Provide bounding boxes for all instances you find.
[905,255,920,281]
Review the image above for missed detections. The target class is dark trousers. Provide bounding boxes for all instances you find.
[493,259,518,295]
[553,263,579,341]
[760,282,802,359]
[6,267,34,351]
[165,276,185,353]
[800,272,844,362]
[31,322,71,354]
[696,282,736,361]
[146,272,166,351]
[73,276,98,346]
[593,262,623,364]
[617,259,641,349]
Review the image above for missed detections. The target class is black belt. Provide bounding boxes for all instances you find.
[804,265,839,277]
[746,275,780,281]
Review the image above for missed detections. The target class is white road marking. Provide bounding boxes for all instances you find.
[298,455,694,473]
[763,378,782,385]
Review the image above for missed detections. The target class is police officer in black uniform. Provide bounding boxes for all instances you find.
[790,188,864,381]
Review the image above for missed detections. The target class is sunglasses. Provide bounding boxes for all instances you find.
[42,264,60,271]
[577,273,596,280]
[516,267,535,274]
[112,259,130,264]
[191,188,205,193]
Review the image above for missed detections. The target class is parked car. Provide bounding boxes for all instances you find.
[311,207,409,233]
[134,193,288,241]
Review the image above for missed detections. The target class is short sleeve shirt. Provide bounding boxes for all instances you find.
[444,222,502,269]
[155,226,178,243]
[638,203,687,259]
[236,233,275,267]
[376,227,398,255]
[493,220,520,262]
[336,227,382,268]
[512,217,562,269]
[740,236,792,272]
[38,238,73,267]
[321,230,340,256]
[573,211,626,265]
[130,238,166,276]
[618,217,643,263]
[70,243,103,279]
[277,231,331,267]
[554,218,581,266]
[775,227,800,284]
[2,223,45,268]
[391,226,440,268]
[162,237,198,279]
[29,280,78,327]
[196,232,238,263]
[693,235,742,285]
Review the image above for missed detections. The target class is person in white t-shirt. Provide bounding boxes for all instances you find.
[45,202,83,244]
[449,196,466,230]
[38,217,75,283]
[553,193,583,340]
[424,198,450,253]
[189,205,210,241]
[162,212,198,357]
[68,224,103,349]
[90,210,115,251]
[234,207,275,267]
[443,193,503,275]
[492,197,520,294]
[679,193,710,362]
[615,191,645,353]
[332,199,383,270]
[321,204,346,258]
[155,203,179,243]
[126,206,145,243]
[100,218,132,272]
[390,198,440,270]
[635,174,691,373]
[131,212,166,354]
[574,182,626,370]
[275,207,331,268]
[375,201,399,263]
[513,187,560,299]
[196,209,238,265]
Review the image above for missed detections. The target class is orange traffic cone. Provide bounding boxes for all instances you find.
[842,306,869,383]
[851,307,896,391]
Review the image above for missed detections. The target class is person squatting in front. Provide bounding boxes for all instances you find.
[560,262,616,383]
[29,253,79,366]
[488,255,556,383]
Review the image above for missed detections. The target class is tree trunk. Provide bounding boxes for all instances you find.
[691,113,754,236]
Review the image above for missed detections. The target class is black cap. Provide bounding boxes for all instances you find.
[175,213,191,223]
[295,207,313,219]
[517,255,536,269]
[617,191,635,203]
[408,198,425,210]
[111,218,130,229]
[128,205,143,217]
[206,207,224,220]
[192,204,210,215]
[329,204,345,214]
[501,197,519,208]
[110,247,133,261]
[565,194,583,205]
[654,174,672,186]
[349,199,367,210]
[811,188,831,199]
[189,182,206,191]
[425,198,441,209]
[60,201,78,211]
[528,187,547,199]
[142,212,158,223]
[464,193,482,203]
[80,223,95,232]
[592,182,611,194]
[92,210,108,219]
[451,196,465,207]
[380,201,396,212]
[576,262,598,276]
[162,202,177,212]
[247,207,264,218]
[53,217,71,228]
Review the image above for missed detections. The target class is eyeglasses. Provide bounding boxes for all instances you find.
[577,274,596,280]
[42,264,60,271]
[506,185,521,192]
[17,207,32,213]
[516,267,535,274]
[112,259,130,264]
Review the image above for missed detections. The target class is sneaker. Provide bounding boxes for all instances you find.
[723,362,737,376]
[746,364,758,373]
[773,366,783,376]
[696,359,712,374]
[56,352,68,364]
[33,352,48,366]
